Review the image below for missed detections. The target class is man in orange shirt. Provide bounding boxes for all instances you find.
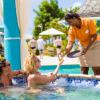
[65,12,100,75]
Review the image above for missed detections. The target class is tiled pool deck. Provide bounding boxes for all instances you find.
[38,56,80,66]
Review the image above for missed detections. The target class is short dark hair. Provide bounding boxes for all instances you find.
[65,12,80,21]
[0,59,6,75]
[0,59,6,68]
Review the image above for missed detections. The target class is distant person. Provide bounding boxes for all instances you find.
[65,12,100,75]
[54,36,62,60]
[27,37,37,54]
[37,36,45,59]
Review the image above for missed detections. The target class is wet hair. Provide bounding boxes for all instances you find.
[0,44,4,56]
[65,12,80,21]
[24,54,40,74]
[0,43,3,49]
[0,59,6,75]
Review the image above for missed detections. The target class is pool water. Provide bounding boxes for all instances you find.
[40,65,93,74]
[0,77,100,100]
[0,65,98,100]
[5,87,99,100]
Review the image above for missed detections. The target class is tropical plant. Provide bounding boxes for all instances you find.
[64,6,80,14]
[33,0,64,38]
[97,27,100,35]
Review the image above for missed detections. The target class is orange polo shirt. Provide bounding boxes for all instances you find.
[68,18,100,47]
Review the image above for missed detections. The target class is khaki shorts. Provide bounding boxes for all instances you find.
[79,41,100,67]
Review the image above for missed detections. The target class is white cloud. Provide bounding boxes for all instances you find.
[72,2,81,8]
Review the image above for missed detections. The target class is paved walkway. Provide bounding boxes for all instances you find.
[37,56,80,66]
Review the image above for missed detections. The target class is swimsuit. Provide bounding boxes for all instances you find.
[0,77,4,87]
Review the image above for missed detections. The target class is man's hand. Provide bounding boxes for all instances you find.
[80,34,97,55]
[47,73,57,81]
[80,48,88,55]
[58,59,64,66]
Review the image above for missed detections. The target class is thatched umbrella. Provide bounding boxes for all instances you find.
[78,0,100,17]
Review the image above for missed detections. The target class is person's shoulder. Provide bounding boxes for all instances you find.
[81,18,96,27]
[82,18,95,23]
[68,26,75,33]
[28,73,41,79]
[81,17,90,20]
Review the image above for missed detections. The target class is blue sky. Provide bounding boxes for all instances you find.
[32,0,85,10]
[0,0,85,34]
[26,0,85,34]
[32,0,85,18]
[58,0,85,9]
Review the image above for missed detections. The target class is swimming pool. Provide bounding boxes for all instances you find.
[40,64,93,74]
[0,65,99,100]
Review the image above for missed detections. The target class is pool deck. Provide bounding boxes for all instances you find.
[37,56,80,66]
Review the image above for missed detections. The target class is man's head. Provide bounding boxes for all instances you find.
[65,12,81,27]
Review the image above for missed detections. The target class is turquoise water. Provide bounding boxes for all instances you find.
[40,65,93,74]
[21,87,100,100]
[0,81,100,100]
[0,65,97,100]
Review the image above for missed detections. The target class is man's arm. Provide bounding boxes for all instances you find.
[66,41,74,54]
[81,34,97,54]
[81,19,97,54]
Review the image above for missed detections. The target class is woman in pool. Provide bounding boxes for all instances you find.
[24,47,64,92]
[0,59,26,87]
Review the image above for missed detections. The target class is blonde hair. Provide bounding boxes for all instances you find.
[27,40,36,55]
[24,54,39,74]
[27,41,33,53]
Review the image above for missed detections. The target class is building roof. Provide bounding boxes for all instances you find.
[78,0,100,17]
